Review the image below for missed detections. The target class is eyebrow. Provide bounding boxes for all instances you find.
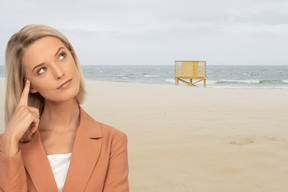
[32,47,65,73]
[55,47,65,56]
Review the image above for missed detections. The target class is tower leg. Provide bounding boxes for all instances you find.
[175,78,179,86]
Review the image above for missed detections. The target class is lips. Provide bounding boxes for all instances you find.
[57,79,72,89]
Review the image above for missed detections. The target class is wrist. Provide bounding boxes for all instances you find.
[2,131,19,157]
[3,128,20,142]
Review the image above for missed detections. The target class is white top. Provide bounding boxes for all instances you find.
[47,153,72,192]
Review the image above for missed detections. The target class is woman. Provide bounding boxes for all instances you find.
[0,24,129,192]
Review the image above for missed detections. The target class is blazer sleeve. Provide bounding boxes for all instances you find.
[103,132,129,192]
[0,135,28,192]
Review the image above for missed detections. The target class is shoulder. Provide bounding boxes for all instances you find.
[80,107,127,143]
[97,121,128,144]
[90,121,128,154]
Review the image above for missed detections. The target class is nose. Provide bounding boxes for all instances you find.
[51,63,65,80]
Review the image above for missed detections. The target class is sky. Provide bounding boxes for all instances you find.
[0,0,287,66]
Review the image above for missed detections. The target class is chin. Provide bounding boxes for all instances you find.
[42,88,80,103]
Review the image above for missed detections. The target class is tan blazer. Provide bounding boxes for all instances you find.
[0,107,129,192]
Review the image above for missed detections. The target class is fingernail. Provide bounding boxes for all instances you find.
[26,79,30,83]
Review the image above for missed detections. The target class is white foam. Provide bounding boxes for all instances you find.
[166,79,176,83]
[143,75,160,78]
[218,79,259,84]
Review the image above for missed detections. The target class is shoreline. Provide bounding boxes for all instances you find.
[1,64,288,90]
[3,76,288,90]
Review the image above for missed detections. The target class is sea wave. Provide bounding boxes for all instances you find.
[216,79,259,84]
[143,74,160,78]
[214,79,287,85]
[166,79,175,83]
[116,75,129,79]
[259,80,284,84]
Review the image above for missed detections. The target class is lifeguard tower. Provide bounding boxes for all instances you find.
[175,61,206,87]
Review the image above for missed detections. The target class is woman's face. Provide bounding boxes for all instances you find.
[22,36,80,103]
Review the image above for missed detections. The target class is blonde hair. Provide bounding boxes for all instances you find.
[4,24,86,129]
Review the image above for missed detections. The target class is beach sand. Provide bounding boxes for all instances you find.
[1,77,288,191]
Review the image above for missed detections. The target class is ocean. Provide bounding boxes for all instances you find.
[0,65,287,89]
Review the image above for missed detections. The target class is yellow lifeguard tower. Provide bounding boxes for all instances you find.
[175,61,206,87]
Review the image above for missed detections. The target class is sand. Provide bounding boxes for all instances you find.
[1,77,288,191]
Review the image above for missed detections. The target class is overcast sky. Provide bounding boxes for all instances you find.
[0,0,287,66]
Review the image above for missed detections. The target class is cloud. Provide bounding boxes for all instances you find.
[0,0,287,65]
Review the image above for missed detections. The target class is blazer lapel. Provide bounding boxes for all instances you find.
[19,130,58,192]
[63,107,103,192]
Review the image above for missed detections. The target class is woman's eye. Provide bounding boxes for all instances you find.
[59,52,66,61]
[38,67,47,74]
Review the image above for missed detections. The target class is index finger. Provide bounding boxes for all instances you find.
[18,79,31,106]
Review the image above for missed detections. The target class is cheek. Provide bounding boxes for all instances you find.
[31,80,44,90]
[71,64,81,81]
[31,80,53,95]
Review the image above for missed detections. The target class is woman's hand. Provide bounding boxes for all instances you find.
[2,79,40,156]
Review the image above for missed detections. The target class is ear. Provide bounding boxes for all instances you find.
[29,85,38,94]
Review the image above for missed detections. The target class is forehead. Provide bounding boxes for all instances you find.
[22,36,65,69]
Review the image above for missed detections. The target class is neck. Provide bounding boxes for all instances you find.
[39,98,80,132]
